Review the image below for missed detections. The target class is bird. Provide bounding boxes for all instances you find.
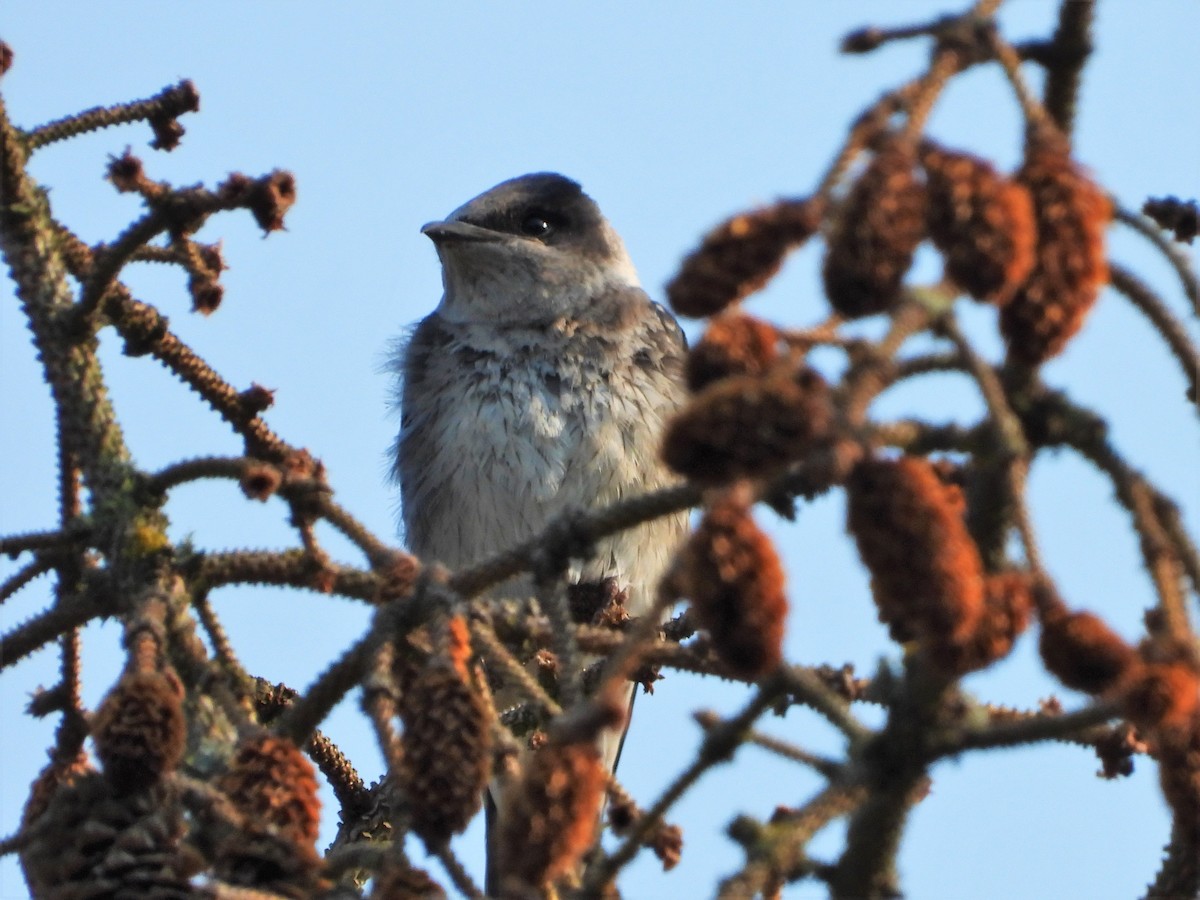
[391,172,687,889]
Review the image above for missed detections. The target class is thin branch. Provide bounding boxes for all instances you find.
[1109,263,1199,404]
[1040,0,1096,135]
[313,494,403,571]
[934,701,1120,756]
[0,596,103,673]
[471,619,562,717]
[191,549,378,602]
[26,80,199,150]
[0,556,55,603]
[430,842,486,900]
[146,455,251,493]
[718,784,866,900]
[694,710,843,779]
[581,672,790,893]
[0,527,89,558]
[1114,205,1200,315]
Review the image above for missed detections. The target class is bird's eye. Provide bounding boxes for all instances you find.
[519,214,552,238]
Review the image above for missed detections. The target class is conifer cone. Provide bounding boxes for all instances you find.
[685,313,782,392]
[662,365,833,484]
[220,734,321,846]
[919,141,1036,305]
[216,734,324,896]
[663,486,788,679]
[1001,133,1112,364]
[667,198,824,318]
[846,455,985,653]
[931,569,1034,675]
[1038,608,1136,694]
[822,138,927,318]
[398,616,493,844]
[91,668,187,794]
[496,740,608,892]
[21,771,193,899]
[1123,661,1200,736]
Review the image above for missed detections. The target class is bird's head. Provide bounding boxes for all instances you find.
[422,173,640,326]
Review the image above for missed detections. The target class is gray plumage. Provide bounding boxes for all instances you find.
[393,173,686,614]
[390,174,687,885]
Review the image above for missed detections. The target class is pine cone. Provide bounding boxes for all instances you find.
[220,734,321,846]
[667,198,824,318]
[920,141,1036,305]
[1038,609,1136,694]
[91,668,186,794]
[398,616,492,844]
[1123,661,1200,735]
[662,365,833,484]
[846,455,985,652]
[685,313,782,392]
[822,138,926,318]
[21,771,193,899]
[1001,133,1111,364]
[664,485,788,679]
[216,734,324,896]
[496,740,607,891]
[931,569,1034,675]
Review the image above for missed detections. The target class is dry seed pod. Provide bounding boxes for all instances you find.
[397,648,493,843]
[91,669,186,794]
[685,312,782,392]
[846,455,985,650]
[662,365,833,484]
[22,752,94,830]
[663,486,787,679]
[20,771,191,900]
[1038,609,1137,695]
[920,141,1036,305]
[822,138,927,318]
[1123,661,1200,735]
[932,569,1034,675]
[667,198,824,318]
[240,461,282,501]
[1142,195,1198,244]
[1001,133,1112,364]
[496,740,607,891]
[220,734,321,847]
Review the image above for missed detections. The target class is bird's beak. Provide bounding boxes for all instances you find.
[421,220,503,244]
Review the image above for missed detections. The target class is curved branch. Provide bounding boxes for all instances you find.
[1109,263,1199,403]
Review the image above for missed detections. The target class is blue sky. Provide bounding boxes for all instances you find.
[2,4,1197,898]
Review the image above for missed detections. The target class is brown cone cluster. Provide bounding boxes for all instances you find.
[685,313,782,393]
[846,455,985,656]
[667,198,824,319]
[496,740,608,892]
[20,771,192,900]
[1038,608,1137,695]
[1124,661,1200,735]
[398,616,493,844]
[663,486,788,679]
[662,365,832,484]
[216,734,324,896]
[920,142,1036,305]
[1001,133,1111,364]
[933,569,1034,675]
[91,668,187,794]
[822,138,926,318]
